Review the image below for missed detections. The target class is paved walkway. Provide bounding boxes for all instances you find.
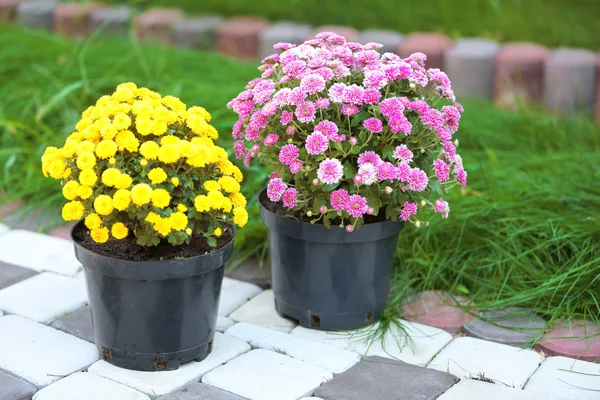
[0,225,598,400]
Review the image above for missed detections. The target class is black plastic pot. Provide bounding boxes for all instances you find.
[71,221,234,371]
[259,189,403,331]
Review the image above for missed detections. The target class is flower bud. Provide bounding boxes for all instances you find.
[345,225,354,233]
[108,157,116,165]
[320,206,327,214]
[354,174,363,184]
[349,137,357,146]
[454,139,459,147]
[367,207,374,215]
[409,83,416,88]
[415,220,421,228]
[337,211,342,217]
[339,223,344,228]
[420,200,426,206]
[312,178,319,186]
[140,159,148,167]
[420,148,425,153]
[307,211,313,217]
[425,221,430,227]
[384,186,393,194]
[287,138,293,144]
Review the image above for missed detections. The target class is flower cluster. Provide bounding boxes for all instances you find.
[42,83,248,246]
[228,32,467,230]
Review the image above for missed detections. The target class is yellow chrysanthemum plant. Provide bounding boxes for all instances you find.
[42,83,248,248]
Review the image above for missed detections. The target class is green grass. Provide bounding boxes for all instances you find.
[116,0,600,50]
[1,25,599,333]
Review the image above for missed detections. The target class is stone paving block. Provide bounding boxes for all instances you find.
[544,48,597,114]
[0,261,38,290]
[216,315,234,332]
[397,33,453,70]
[0,369,37,400]
[536,319,600,361]
[0,230,81,276]
[1,207,56,232]
[172,16,224,50]
[203,349,333,400]
[358,29,404,54]
[0,195,24,219]
[226,322,359,374]
[258,21,312,59]
[0,0,19,21]
[402,290,476,333]
[525,356,600,400]
[50,306,93,343]
[217,16,270,61]
[463,307,546,346]
[445,38,500,100]
[0,272,87,323]
[494,42,551,107]
[428,337,542,388]
[315,355,457,400]
[160,382,247,400]
[0,315,99,387]
[228,290,297,333]
[133,8,183,44]
[33,372,149,400]
[292,319,452,366]
[307,25,359,42]
[0,223,8,235]
[225,258,271,289]
[438,379,556,400]
[89,5,131,34]
[49,223,74,241]
[88,332,250,397]
[218,278,262,316]
[17,0,56,32]
[53,2,105,39]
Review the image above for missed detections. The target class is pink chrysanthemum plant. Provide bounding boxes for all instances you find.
[228,32,467,232]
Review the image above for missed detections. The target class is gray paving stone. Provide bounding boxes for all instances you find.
[1,208,57,232]
[462,307,546,346]
[173,16,224,50]
[33,372,149,400]
[314,355,458,400]
[160,382,246,400]
[446,38,500,100]
[16,0,56,32]
[0,261,38,291]
[90,5,131,34]
[544,47,597,114]
[259,21,312,59]
[51,306,94,343]
[358,29,404,54]
[0,370,36,400]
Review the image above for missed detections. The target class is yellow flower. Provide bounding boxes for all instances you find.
[153,217,172,236]
[101,168,121,187]
[230,192,247,208]
[218,176,241,193]
[186,114,209,135]
[100,124,118,141]
[148,168,167,184]
[79,170,98,186]
[145,211,160,224]
[61,201,84,221]
[162,95,186,112]
[113,189,131,211]
[214,227,222,237]
[131,183,153,206]
[123,137,140,152]
[205,125,219,140]
[114,174,133,190]
[113,88,135,103]
[85,213,102,229]
[151,189,171,209]
[232,166,243,183]
[185,228,192,235]
[113,114,131,130]
[158,144,180,163]
[233,207,248,227]
[90,227,109,243]
[194,195,210,212]
[108,157,116,165]
[76,117,93,132]
[111,222,128,239]
[136,118,153,136]
[171,177,179,186]
[77,141,95,154]
[94,195,114,216]
[63,168,72,179]
[62,181,80,200]
[139,141,160,160]
[48,159,67,179]
[132,100,153,116]
[96,140,118,159]
[115,130,135,147]
[77,151,96,170]
[220,197,233,212]
[161,136,180,145]
[152,120,168,136]
[188,106,211,122]
[140,159,148,167]
[169,212,188,231]
[176,203,187,212]
[203,180,221,192]
[76,185,92,200]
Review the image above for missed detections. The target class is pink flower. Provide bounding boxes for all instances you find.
[342,104,359,115]
[428,68,455,100]
[384,63,411,80]
[317,158,344,184]
[378,162,397,181]
[300,74,326,95]
[263,134,279,146]
[315,67,334,81]
[443,141,456,158]
[330,189,350,211]
[267,178,287,202]
[357,151,382,167]
[315,121,338,140]
[233,140,246,159]
[283,60,307,78]
[363,88,382,104]
[320,205,327,214]
[315,98,330,109]
[410,69,429,87]
[232,120,244,139]
[363,118,383,133]
[342,84,365,105]
[358,163,378,185]
[407,168,428,192]
[286,126,296,135]
[328,83,347,103]
[363,70,388,89]
[456,167,467,188]
[393,145,413,163]
[347,195,368,217]
[354,174,363,184]
[389,114,412,135]
[396,162,411,181]
[272,88,291,106]
[282,188,298,208]
[434,198,450,218]
[269,172,278,180]
[289,160,303,174]
[345,225,354,233]
[280,111,293,125]
[433,159,450,182]
[349,137,357,145]
[306,131,329,155]
[400,202,417,221]
[279,144,299,165]
[288,87,307,106]
[379,97,405,118]
[243,151,252,166]
[437,127,452,142]
[442,105,461,133]
[295,101,316,123]
[274,42,295,50]
[420,108,444,131]
[406,100,429,113]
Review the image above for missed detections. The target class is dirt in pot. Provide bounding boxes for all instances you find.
[73,223,234,262]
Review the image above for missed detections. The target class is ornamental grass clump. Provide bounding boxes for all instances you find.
[228,32,467,231]
[42,83,248,247]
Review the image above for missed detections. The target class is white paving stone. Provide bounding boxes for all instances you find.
[0,273,87,323]
[0,315,99,387]
[202,349,333,400]
[88,332,250,397]
[438,379,561,400]
[291,319,452,366]
[229,290,297,333]
[428,337,541,388]
[525,356,600,400]
[0,230,81,276]
[216,316,235,332]
[0,223,9,235]
[33,372,150,400]
[226,322,360,374]
[218,278,262,316]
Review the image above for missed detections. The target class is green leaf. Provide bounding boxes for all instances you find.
[322,182,340,192]
[350,111,371,127]
[343,160,358,179]
[429,180,444,195]
[207,236,217,248]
